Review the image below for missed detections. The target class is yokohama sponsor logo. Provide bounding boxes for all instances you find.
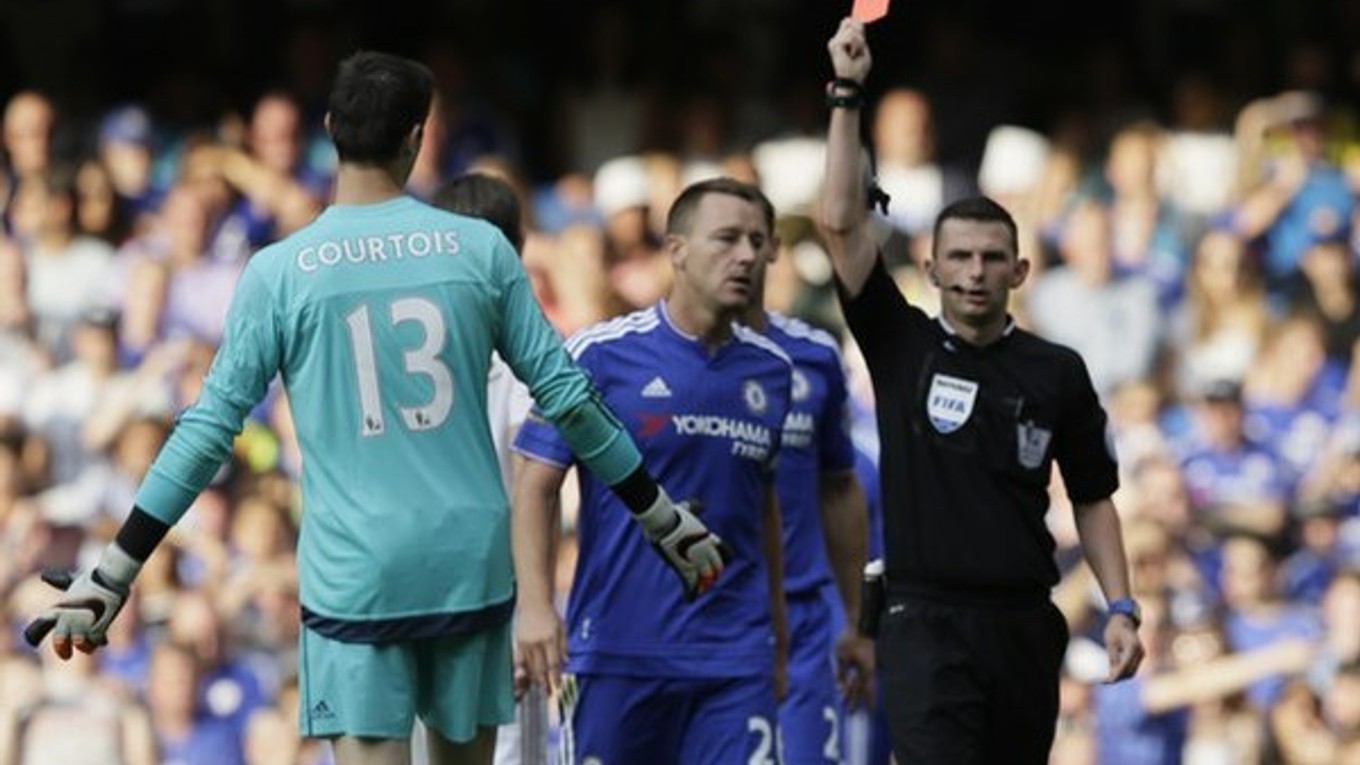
[781,411,815,448]
[671,415,771,447]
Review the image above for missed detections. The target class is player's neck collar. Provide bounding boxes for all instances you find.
[658,299,696,340]
[937,315,1015,346]
[658,299,733,351]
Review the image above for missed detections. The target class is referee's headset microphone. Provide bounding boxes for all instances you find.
[931,269,970,295]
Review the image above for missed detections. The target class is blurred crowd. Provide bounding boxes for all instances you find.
[2,11,1360,765]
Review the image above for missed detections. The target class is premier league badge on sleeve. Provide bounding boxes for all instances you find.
[1016,420,1052,469]
[926,373,977,434]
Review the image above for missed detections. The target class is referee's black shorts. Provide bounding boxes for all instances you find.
[876,592,1069,765]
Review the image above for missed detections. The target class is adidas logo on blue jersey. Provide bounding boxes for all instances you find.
[310,700,335,720]
[641,376,673,398]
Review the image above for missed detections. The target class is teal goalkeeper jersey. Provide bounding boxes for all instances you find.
[135,196,639,640]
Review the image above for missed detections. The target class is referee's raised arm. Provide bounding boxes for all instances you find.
[819,17,878,298]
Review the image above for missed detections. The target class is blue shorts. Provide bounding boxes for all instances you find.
[560,672,777,765]
[779,587,843,765]
[297,623,514,742]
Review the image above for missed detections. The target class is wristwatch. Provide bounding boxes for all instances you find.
[1107,597,1142,628]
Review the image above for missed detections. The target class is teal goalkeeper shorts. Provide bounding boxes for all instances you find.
[297,622,514,742]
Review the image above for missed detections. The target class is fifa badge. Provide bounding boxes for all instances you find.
[926,373,977,434]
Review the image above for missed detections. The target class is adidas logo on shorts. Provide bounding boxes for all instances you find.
[310,700,336,720]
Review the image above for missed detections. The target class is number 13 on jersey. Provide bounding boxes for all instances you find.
[344,295,455,437]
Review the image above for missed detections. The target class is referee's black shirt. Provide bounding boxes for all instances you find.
[841,261,1119,603]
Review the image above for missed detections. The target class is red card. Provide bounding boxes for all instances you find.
[852,0,890,23]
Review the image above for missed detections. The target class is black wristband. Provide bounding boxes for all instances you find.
[826,78,865,109]
[114,506,172,562]
[611,465,660,515]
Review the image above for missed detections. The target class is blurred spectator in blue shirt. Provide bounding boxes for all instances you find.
[1218,532,1323,710]
[147,640,246,765]
[1232,91,1355,301]
[96,104,163,232]
[1099,119,1191,311]
[1178,379,1291,543]
[1027,197,1162,402]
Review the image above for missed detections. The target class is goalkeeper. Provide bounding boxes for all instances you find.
[26,50,724,765]
[512,177,792,765]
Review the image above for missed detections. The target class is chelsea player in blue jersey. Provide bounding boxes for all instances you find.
[26,52,726,765]
[741,292,875,764]
[512,177,793,765]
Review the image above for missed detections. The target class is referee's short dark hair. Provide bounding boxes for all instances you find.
[933,195,1019,255]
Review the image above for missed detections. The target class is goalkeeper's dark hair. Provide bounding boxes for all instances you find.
[326,51,433,164]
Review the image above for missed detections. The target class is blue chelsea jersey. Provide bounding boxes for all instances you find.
[514,303,793,678]
[764,312,857,596]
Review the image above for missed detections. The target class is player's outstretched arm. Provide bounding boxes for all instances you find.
[28,252,284,658]
[512,405,728,603]
[820,17,879,298]
[25,508,168,658]
[616,468,729,601]
[496,246,728,600]
[511,455,569,695]
[515,397,729,601]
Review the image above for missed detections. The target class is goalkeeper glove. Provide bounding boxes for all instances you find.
[25,543,141,657]
[633,488,729,601]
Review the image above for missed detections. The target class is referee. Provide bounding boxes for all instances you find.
[819,18,1145,765]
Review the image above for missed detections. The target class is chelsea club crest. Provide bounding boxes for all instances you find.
[742,379,768,415]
